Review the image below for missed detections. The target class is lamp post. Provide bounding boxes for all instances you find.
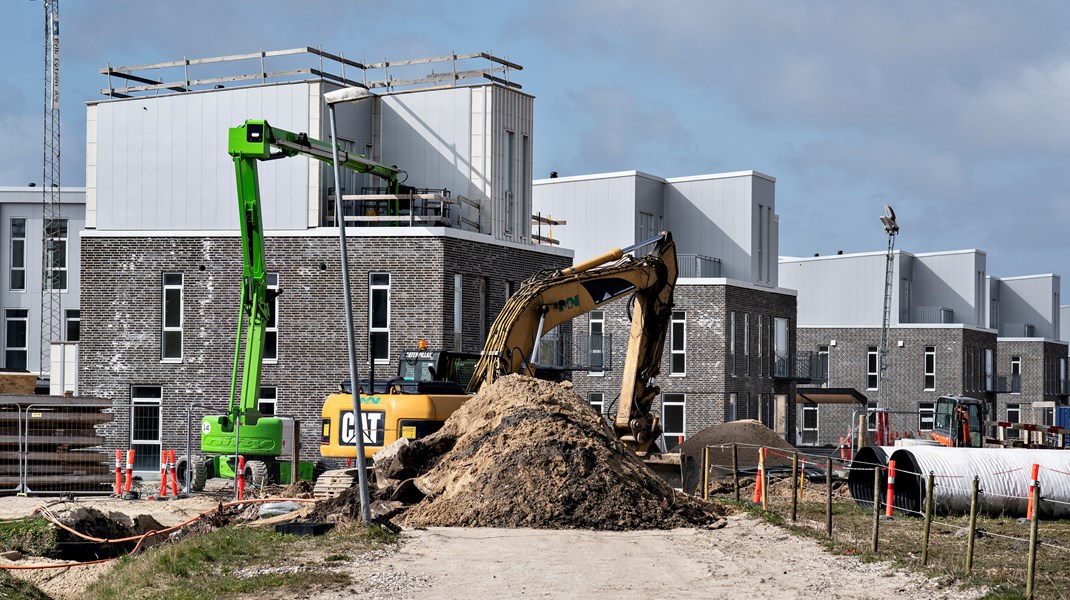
[324,85,373,526]
[877,205,899,416]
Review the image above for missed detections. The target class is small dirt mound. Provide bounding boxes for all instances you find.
[313,376,724,530]
[678,420,797,494]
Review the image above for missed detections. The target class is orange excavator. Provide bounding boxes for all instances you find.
[930,395,983,448]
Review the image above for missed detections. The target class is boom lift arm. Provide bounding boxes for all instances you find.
[467,232,678,454]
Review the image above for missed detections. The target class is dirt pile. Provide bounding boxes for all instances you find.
[312,375,724,530]
[678,420,796,494]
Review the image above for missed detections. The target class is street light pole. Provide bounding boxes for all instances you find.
[877,205,899,417]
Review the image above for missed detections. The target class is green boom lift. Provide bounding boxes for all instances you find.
[193,119,409,490]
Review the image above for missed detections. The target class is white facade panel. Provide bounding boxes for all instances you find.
[90,83,313,231]
[666,175,758,282]
[779,253,889,326]
[912,251,986,327]
[532,174,638,262]
[994,275,1060,339]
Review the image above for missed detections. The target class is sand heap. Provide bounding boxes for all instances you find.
[678,420,796,494]
[313,375,724,530]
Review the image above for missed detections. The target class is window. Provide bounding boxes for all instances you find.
[817,344,830,387]
[3,309,29,370]
[867,347,879,390]
[1011,356,1022,394]
[661,393,685,451]
[588,392,604,417]
[43,218,68,291]
[923,346,935,390]
[918,402,935,432]
[479,277,490,341]
[130,386,162,471]
[9,218,26,291]
[637,212,655,256]
[369,273,390,363]
[730,311,736,376]
[727,393,737,422]
[258,386,277,416]
[757,316,764,376]
[162,273,183,360]
[1006,403,1020,441]
[65,309,80,342]
[265,273,278,362]
[670,311,685,376]
[743,314,750,375]
[774,317,789,377]
[505,130,515,235]
[588,311,604,375]
[867,400,878,431]
[801,405,818,445]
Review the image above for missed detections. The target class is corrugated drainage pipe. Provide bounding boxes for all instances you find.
[846,446,896,511]
[861,447,1070,519]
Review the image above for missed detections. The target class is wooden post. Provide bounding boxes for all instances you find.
[871,466,881,554]
[965,476,979,572]
[702,446,710,502]
[732,443,740,502]
[825,457,833,538]
[921,471,935,566]
[791,451,799,523]
[858,414,868,451]
[760,447,769,511]
[1025,482,1041,599]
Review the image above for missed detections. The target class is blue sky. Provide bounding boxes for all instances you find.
[2,1,1068,280]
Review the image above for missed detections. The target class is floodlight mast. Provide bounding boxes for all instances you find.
[877,204,899,415]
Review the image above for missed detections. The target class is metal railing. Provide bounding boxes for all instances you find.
[908,306,955,324]
[535,333,614,372]
[773,351,828,382]
[677,254,721,278]
[989,374,1022,394]
[1000,323,1036,337]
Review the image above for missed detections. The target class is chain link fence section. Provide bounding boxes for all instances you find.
[0,401,22,493]
[23,400,113,495]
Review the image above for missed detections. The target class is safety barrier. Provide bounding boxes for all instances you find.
[21,401,113,495]
[0,401,22,494]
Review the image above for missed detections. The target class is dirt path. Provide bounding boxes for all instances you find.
[328,516,982,600]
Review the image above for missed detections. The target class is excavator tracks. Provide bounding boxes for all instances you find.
[313,468,359,499]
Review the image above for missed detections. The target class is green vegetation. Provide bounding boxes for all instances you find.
[0,517,58,557]
[85,524,397,600]
[0,571,51,600]
[716,484,1070,600]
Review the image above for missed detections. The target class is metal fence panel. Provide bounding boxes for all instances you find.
[23,403,112,495]
[0,401,21,494]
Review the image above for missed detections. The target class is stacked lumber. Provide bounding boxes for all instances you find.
[0,373,37,395]
[0,395,114,494]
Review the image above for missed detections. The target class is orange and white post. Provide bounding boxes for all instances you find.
[884,459,897,518]
[158,450,169,497]
[237,456,246,501]
[123,449,136,495]
[752,450,764,504]
[169,450,181,497]
[1026,463,1040,521]
[114,449,123,496]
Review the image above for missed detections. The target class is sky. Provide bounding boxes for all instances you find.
[1,0,1067,280]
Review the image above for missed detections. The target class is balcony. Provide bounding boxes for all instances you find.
[325,187,481,232]
[534,333,614,372]
[988,374,1022,394]
[1000,323,1036,337]
[908,306,955,324]
[773,351,828,383]
[677,254,721,278]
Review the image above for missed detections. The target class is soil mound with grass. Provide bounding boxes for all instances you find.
[312,375,724,530]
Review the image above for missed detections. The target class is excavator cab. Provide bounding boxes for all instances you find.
[932,395,983,447]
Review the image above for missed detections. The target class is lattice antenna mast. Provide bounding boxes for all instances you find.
[877,205,899,409]
[39,0,62,377]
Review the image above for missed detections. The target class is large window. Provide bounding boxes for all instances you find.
[43,218,68,291]
[743,314,750,375]
[259,386,277,416]
[1011,356,1022,394]
[9,218,26,291]
[867,400,878,431]
[801,405,818,445]
[369,273,391,363]
[130,385,162,471]
[817,344,830,387]
[504,130,515,235]
[588,310,604,375]
[757,316,764,376]
[162,273,183,361]
[588,392,604,418]
[1006,403,1020,440]
[670,311,685,376]
[918,402,935,432]
[727,393,737,422]
[923,346,936,391]
[264,273,279,362]
[3,309,29,370]
[867,346,879,390]
[65,309,81,342]
[662,393,686,450]
[729,311,736,376]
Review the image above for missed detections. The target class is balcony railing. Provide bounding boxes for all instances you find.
[1000,323,1036,337]
[534,333,614,372]
[773,351,828,382]
[988,374,1022,393]
[677,254,721,278]
[908,306,955,324]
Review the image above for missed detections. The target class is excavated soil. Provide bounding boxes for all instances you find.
[678,420,798,494]
[312,375,724,530]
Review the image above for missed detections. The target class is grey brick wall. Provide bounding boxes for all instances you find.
[80,233,569,467]
[995,339,1069,425]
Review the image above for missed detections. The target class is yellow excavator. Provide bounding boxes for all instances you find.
[315,232,678,496]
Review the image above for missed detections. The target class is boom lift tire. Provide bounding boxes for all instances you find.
[191,457,208,492]
[244,460,269,487]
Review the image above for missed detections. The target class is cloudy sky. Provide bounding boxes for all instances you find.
[2,1,1067,280]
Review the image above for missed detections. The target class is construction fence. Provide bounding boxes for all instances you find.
[695,443,1070,599]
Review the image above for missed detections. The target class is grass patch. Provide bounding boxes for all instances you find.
[0,518,58,557]
[85,524,396,600]
[712,481,1070,600]
[0,570,50,600]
